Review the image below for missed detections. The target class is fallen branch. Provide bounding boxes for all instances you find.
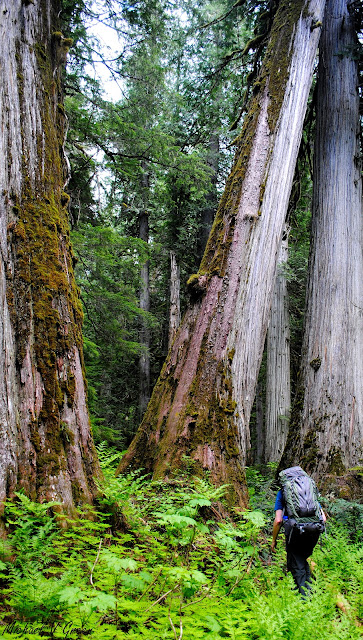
[169,610,183,640]
[90,538,103,587]
[143,584,180,614]
[137,567,163,601]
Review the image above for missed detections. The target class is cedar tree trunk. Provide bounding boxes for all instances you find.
[255,381,265,464]
[0,0,100,510]
[118,0,326,506]
[265,227,291,462]
[281,0,363,478]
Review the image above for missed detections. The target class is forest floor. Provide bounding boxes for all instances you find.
[0,447,362,640]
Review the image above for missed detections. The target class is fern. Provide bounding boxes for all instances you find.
[0,457,362,639]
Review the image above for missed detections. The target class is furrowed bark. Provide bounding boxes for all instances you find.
[265,227,291,463]
[254,381,265,464]
[0,0,100,510]
[117,0,326,506]
[282,0,363,479]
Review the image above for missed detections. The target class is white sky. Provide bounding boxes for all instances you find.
[86,17,126,102]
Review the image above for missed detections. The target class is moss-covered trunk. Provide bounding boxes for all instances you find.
[281,0,363,481]
[118,0,326,506]
[0,0,100,511]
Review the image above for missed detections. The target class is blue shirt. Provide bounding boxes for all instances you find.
[274,490,288,519]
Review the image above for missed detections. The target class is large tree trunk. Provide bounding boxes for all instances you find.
[281,0,363,478]
[118,0,326,506]
[265,227,291,462]
[0,0,99,510]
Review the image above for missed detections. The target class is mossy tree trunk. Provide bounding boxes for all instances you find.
[265,226,291,463]
[281,0,363,478]
[0,0,100,511]
[117,0,326,506]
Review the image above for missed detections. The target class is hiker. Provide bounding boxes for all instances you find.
[271,466,326,596]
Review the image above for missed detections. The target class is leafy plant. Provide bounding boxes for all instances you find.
[0,454,362,639]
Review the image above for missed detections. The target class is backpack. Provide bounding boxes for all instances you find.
[279,466,325,539]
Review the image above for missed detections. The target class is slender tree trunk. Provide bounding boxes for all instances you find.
[168,251,181,349]
[255,381,265,464]
[139,171,150,419]
[265,227,291,462]
[282,0,363,478]
[118,0,325,506]
[0,0,99,510]
[197,135,219,263]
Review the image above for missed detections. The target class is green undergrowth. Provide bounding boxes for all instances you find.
[0,449,361,639]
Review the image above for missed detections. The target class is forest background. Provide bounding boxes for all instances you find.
[65,0,311,456]
[0,0,362,638]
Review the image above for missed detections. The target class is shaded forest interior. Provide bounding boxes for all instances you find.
[65,0,362,496]
[0,0,361,513]
[0,0,362,637]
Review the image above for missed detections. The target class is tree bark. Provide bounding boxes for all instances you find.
[197,135,219,264]
[139,171,150,419]
[281,0,363,478]
[265,227,291,462]
[168,251,181,349]
[0,0,99,510]
[117,0,326,506]
[139,168,150,421]
[255,381,265,465]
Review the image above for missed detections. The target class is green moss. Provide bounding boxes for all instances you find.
[57,104,66,117]
[327,448,346,475]
[310,357,321,372]
[36,452,61,476]
[29,419,41,450]
[34,42,47,67]
[60,422,75,446]
[62,38,73,48]
[348,466,363,477]
[301,429,319,471]
[186,273,208,299]
[9,193,84,401]
[65,372,76,407]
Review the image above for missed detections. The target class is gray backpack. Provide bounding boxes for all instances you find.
[279,466,325,536]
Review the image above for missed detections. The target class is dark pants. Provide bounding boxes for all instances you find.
[284,523,320,595]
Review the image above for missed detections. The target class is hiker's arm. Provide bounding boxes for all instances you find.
[271,510,283,552]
